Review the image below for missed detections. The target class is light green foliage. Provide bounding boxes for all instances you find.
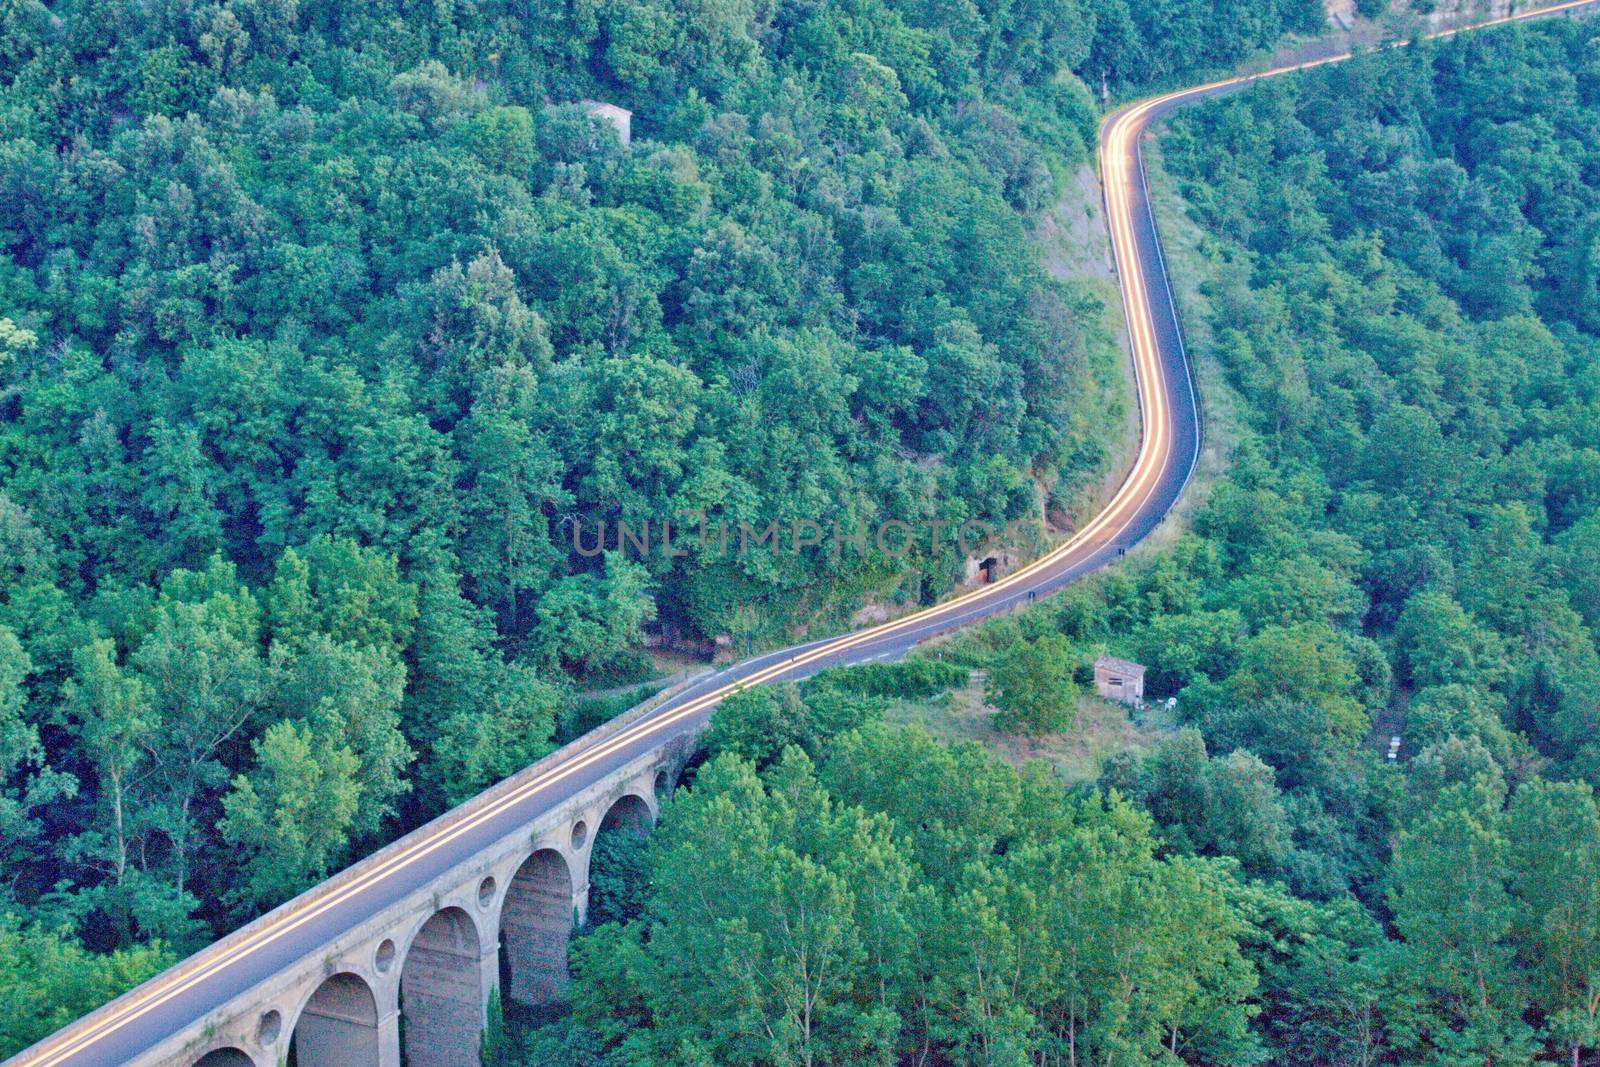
[1505,780,1600,1061]
[1219,624,1366,744]
[702,685,814,768]
[0,915,172,1059]
[810,658,970,701]
[61,639,150,945]
[704,679,885,768]
[219,720,362,912]
[1394,592,1509,692]
[1387,787,1538,1063]
[266,634,412,839]
[547,731,1264,1066]
[132,562,268,918]
[264,537,419,654]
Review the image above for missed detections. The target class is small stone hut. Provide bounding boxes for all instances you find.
[1094,655,1146,705]
[579,100,632,146]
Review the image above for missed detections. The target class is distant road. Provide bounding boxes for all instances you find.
[11,2,1598,1064]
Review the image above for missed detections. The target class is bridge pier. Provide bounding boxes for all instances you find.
[378,1005,401,1067]
[399,907,487,1067]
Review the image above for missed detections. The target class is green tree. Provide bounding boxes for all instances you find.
[1221,624,1366,745]
[133,562,266,925]
[427,663,563,806]
[1386,788,1535,1064]
[268,635,412,839]
[703,684,814,767]
[219,720,362,913]
[1555,514,1600,632]
[1394,591,1508,692]
[590,749,910,1065]
[0,628,74,895]
[454,364,567,637]
[264,537,419,654]
[62,640,151,944]
[533,553,656,678]
[1505,780,1600,1066]
[985,632,1079,734]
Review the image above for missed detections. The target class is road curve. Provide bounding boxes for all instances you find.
[10,3,1599,1064]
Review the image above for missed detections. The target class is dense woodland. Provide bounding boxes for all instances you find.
[501,15,1600,1067]
[0,0,1343,1056]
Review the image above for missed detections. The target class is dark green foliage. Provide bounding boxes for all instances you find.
[507,19,1600,1067]
[703,679,885,767]
[584,827,650,929]
[0,0,1178,1036]
[0,0,1432,1053]
[1107,728,1297,881]
[1157,19,1600,786]
[808,656,970,699]
[985,631,1082,733]
[556,685,661,745]
[1094,19,1600,1063]
[0,0,1129,665]
[767,18,1600,1064]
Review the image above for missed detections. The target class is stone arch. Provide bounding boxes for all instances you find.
[497,848,575,1010]
[586,793,655,926]
[601,792,654,834]
[194,1048,256,1067]
[288,972,380,1067]
[674,743,715,791]
[400,906,485,1067]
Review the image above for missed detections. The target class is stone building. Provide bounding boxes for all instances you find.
[579,100,632,146]
[1094,655,1145,705]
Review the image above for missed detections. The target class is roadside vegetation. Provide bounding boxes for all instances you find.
[497,15,1600,1067]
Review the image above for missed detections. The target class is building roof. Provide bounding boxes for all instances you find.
[575,100,631,146]
[1094,655,1145,678]
[578,100,631,120]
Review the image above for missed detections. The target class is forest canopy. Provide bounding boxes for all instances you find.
[0,0,1333,1055]
[500,13,1600,1067]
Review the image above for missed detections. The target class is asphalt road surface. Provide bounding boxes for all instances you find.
[12,3,1599,1064]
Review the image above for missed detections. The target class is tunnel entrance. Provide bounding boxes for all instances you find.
[400,906,484,1067]
[288,972,380,1067]
[498,848,574,1011]
[587,794,654,927]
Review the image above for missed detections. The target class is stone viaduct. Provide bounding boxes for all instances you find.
[143,735,690,1067]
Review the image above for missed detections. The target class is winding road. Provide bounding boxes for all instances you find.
[10,3,1599,1064]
